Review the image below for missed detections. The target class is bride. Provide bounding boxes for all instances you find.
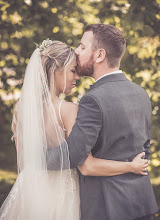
[0,39,148,220]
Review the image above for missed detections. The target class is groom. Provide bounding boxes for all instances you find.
[47,24,158,220]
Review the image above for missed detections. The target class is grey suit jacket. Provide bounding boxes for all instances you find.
[47,73,158,220]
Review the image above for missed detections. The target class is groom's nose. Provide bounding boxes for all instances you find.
[75,46,80,55]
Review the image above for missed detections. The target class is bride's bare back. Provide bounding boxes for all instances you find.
[55,99,78,138]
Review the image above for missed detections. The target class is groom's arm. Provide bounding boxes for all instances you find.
[46,94,102,170]
[67,94,103,168]
[143,94,152,160]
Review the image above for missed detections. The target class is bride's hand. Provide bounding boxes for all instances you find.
[131,152,149,175]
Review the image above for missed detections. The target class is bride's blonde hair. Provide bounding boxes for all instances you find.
[12,41,75,140]
[40,41,75,97]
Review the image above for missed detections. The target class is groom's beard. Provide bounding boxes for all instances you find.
[76,54,94,77]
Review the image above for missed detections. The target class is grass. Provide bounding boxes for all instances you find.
[0,170,17,206]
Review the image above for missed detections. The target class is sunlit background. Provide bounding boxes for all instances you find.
[0,0,160,218]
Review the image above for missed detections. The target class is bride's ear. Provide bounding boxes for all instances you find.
[95,48,106,64]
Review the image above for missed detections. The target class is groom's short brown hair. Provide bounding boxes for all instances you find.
[84,24,126,68]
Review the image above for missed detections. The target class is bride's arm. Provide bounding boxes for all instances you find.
[62,101,148,176]
[11,107,17,149]
[78,152,148,176]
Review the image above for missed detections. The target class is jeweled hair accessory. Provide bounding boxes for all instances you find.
[34,38,53,50]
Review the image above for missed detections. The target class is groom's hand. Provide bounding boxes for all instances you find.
[131,152,149,176]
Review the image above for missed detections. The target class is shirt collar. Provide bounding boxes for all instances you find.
[96,70,123,82]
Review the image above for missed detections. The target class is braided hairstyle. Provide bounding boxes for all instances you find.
[40,40,75,97]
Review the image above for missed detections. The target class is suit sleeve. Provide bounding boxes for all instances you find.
[67,94,102,168]
[143,93,152,160]
[46,94,102,170]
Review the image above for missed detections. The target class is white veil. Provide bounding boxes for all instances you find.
[0,48,79,220]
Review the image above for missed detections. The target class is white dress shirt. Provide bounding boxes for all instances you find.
[96,70,123,82]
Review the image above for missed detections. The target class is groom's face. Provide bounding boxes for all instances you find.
[75,31,94,77]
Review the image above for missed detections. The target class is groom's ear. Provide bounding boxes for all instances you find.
[95,48,106,63]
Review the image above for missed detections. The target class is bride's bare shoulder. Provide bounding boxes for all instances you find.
[61,101,78,119]
[60,101,78,134]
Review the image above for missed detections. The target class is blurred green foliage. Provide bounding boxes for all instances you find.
[0,0,160,217]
